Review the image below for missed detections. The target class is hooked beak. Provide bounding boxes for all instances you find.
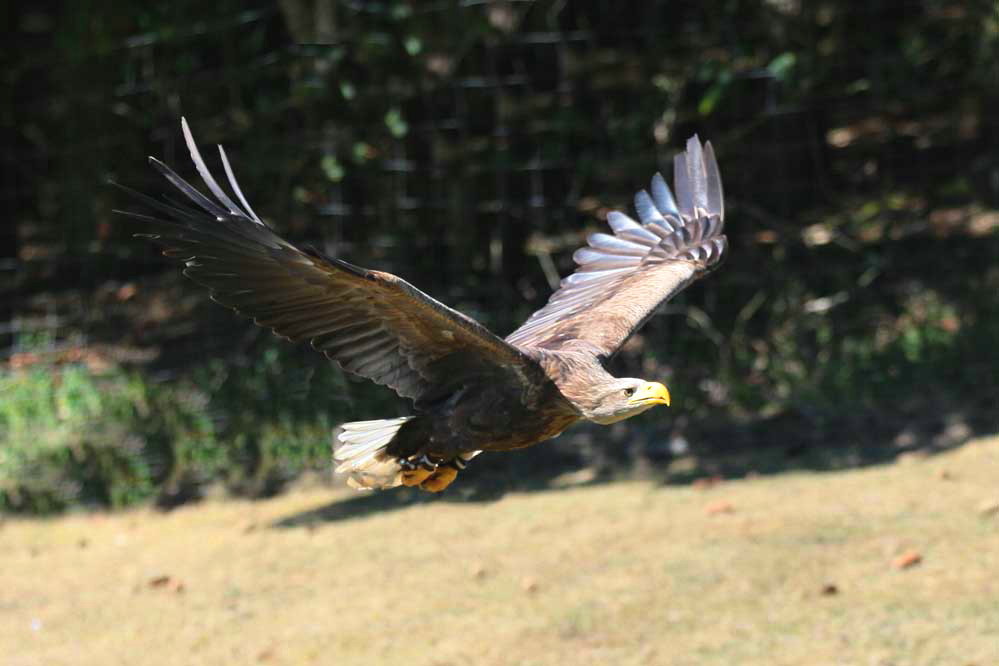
[629,381,671,407]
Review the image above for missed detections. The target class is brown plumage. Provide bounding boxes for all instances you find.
[117,119,727,492]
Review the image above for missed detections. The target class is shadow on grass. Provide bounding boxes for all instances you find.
[272,393,997,528]
[271,448,602,528]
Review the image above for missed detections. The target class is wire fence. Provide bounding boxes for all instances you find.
[3,1,998,509]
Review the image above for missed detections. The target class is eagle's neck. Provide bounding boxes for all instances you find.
[530,348,617,419]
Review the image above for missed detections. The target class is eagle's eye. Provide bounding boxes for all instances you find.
[623,387,635,397]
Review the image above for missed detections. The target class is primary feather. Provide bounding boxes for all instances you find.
[505,135,726,358]
[115,119,547,404]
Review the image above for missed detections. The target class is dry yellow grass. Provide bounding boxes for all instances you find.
[3,436,998,666]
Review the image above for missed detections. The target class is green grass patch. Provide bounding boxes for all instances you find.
[0,341,373,513]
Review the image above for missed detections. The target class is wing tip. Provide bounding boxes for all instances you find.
[686,133,701,152]
[672,133,724,220]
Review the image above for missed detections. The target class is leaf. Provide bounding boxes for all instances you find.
[698,71,732,116]
[767,52,796,82]
[320,155,344,183]
[352,142,375,162]
[404,36,422,56]
[390,3,412,20]
[385,108,408,139]
[891,550,922,570]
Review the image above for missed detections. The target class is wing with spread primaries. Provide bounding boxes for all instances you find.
[117,119,545,403]
[506,135,727,358]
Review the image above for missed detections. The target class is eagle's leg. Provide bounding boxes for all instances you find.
[418,456,473,492]
[398,454,436,487]
[399,453,474,491]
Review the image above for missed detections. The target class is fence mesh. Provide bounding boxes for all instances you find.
[3,0,997,509]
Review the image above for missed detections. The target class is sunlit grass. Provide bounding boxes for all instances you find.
[3,436,997,665]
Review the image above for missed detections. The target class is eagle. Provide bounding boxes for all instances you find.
[118,119,726,493]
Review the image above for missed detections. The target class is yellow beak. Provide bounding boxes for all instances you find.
[629,381,671,407]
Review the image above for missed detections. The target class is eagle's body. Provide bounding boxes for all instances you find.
[119,120,727,492]
[387,377,579,458]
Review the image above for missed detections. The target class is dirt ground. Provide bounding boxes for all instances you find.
[3,436,998,666]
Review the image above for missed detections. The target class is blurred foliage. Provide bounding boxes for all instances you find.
[2,0,998,512]
[0,335,378,513]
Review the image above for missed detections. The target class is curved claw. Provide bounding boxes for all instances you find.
[399,455,436,472]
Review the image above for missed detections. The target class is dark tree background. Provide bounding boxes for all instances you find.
[2,0,997,512]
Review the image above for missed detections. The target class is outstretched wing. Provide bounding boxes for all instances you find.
[506,136,726,358]
[117,119,545,403]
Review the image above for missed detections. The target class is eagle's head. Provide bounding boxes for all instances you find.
[585,378,671,425]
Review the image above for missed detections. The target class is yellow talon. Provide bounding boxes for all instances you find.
[420,466,458,492]
[400,466,434,487]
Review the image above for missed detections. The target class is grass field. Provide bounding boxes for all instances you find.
[3,436,998,666]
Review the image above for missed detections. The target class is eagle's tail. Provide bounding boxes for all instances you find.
[333,417,414,490]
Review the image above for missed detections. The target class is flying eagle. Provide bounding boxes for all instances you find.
[118,119,726,493]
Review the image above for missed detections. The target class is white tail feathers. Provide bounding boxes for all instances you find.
[333,417,413,490]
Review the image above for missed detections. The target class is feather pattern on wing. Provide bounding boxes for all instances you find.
[116,121,548,403]
[505,136,726,358]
